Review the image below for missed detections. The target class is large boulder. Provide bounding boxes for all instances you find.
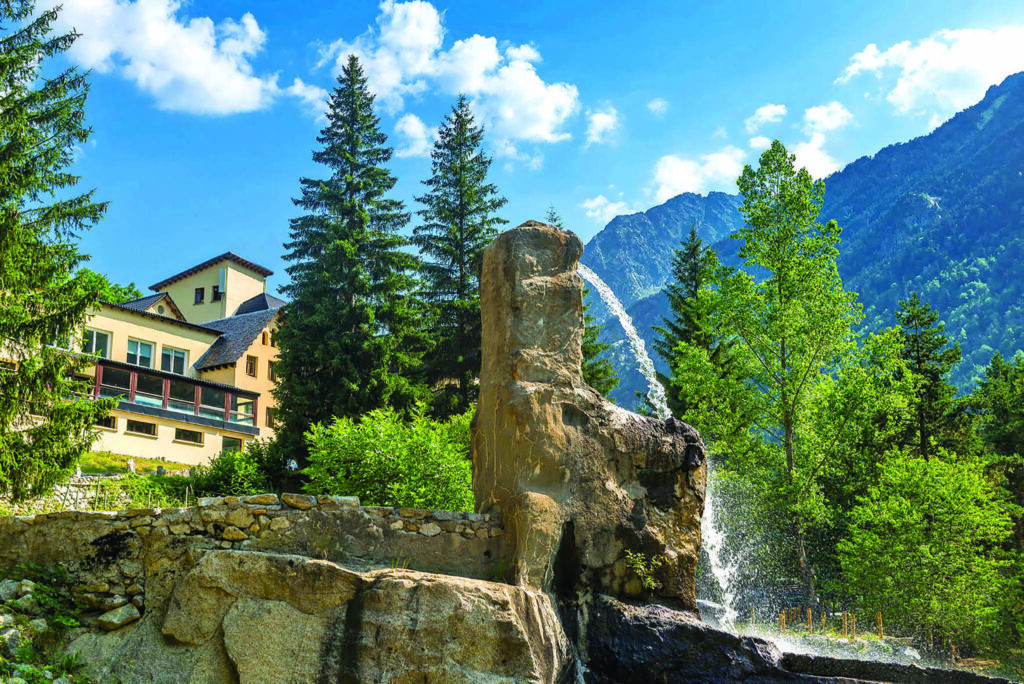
[71,550,569,683]
[472,222,707,608]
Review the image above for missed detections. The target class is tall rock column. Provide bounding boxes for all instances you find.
[472,221,707,610]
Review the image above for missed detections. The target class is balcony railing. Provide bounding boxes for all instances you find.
[94,361,257,427]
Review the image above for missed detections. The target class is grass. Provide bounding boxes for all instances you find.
[79,451,192,475]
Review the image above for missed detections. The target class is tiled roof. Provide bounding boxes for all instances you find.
[234,292,287,316]
[119,293,166,312]
[149,252,273,292]
[99,300,220,335]
[194,308,279,370]
[119,292,185,321]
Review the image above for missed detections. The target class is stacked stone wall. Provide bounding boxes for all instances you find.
[0,494,505,634]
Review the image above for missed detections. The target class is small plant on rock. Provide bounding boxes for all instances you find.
[625,551,665,592]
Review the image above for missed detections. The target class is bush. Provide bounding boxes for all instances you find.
[192,444,271,497]
[304,404,473,511]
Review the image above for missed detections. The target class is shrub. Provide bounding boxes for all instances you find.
[304,404,473,511]
[192,446,269,497]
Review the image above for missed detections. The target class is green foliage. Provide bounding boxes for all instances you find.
[192,449,267,497]
[838,449,1011,651]
[413,96,507,417]
[581,286,619,397]
[275,54,428,460]
[75,268,143,304]
[0,0,116,502]
[0,563,88,683]
[624,550,664,592]
[304,404,474,512]
[675,140,864,604]
[894,293,967,459]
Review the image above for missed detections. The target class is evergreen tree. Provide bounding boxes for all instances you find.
[412,95,506,416]
[0,0,114,500]
[652,226,724,416]
[542,206,619,396]
[894,293,963,459]
[581,286,619,397]
[275,55,427,459]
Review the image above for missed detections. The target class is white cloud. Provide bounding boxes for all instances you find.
[284,78,329,117]
[749,136,771,151]
[803,101,853,134]
[585,104,620,146]
[47,0,306,115]
[581,194,632,224]
[394,113,436,157]
[836,27,1024,117]
[651,146,745,203]
[744,103,787,133]
[505,43,541,62]
[321,1,579,148]
[647,97,669,116]
[793,133,841,179]
[787,102,853,178]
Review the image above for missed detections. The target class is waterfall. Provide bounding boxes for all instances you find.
[577,263,739,631]
[577,264,670,420]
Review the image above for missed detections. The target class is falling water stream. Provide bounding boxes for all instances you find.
[576,264,942,670]
[577,264,739,632]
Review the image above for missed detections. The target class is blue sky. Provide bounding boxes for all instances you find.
[49,0,1024,298]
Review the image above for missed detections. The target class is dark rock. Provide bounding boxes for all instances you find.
[782,653,1017,684]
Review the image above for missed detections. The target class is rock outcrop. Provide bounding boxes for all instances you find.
[71,550,567,683]
[472,222,707,608]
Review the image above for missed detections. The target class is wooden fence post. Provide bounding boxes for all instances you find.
[807,607,812,632]
[842,611,848,638]
[877,612,883,640]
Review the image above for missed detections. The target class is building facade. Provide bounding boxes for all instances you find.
[82,253,284,465]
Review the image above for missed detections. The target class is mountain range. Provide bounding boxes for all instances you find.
[581,71,1024,408]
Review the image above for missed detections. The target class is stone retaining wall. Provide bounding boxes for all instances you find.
[0,494,506,634]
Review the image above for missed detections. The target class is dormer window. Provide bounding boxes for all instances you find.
[194,287,205,304]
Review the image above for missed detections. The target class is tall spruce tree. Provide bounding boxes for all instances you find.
[412,96,506,416]
[652,226,723,416]
[275,55,426,458]
[543,206,619,396]
[894,293,963,460]
[0,0,114,500]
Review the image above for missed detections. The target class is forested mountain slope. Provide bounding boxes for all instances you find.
[585,72,1024,407]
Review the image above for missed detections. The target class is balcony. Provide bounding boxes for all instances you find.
[93,359,259,436]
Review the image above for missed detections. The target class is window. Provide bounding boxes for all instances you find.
[245,355,257,377]
[270,332,277,348]
[195,287,205,304]
[134,373,164,407]
[98,367,131,399]
[212,285,222,302]
[126,419,157,437]
[265,407,275,428]
[82,329,110,358]
[168,380,195,414]
[222,436,243,452]
[268,361,277,382]
[199,386,225,420]
[127,339,153,368]
[161,347,188,375]
[229,394,255,426]
[96,415,117,430]
[174,428,203,445]
[262,331,268,345]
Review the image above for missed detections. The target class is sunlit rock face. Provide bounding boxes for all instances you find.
[472,221,707,609]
